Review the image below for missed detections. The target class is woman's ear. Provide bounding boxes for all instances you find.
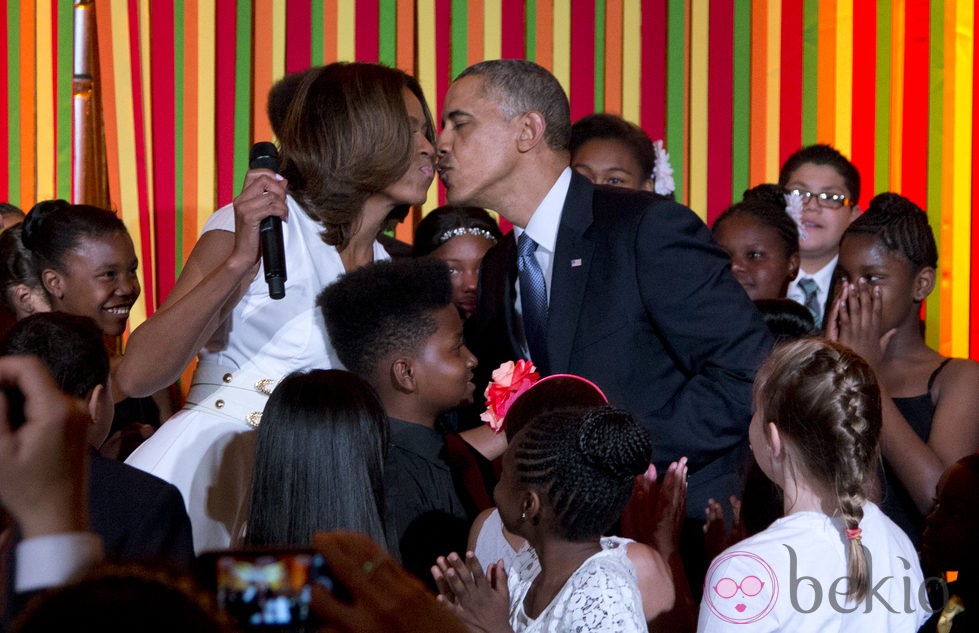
[786,252,801,282]
[912,266,936,302]
[523,490,543,526]
[766,422,783,461]
[41,268,64,301]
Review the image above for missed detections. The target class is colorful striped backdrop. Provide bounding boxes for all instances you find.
[1,0,976,360]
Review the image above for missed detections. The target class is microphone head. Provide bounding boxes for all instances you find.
[249,142,280,172]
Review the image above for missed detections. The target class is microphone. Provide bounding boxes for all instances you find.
[249,142,287,300]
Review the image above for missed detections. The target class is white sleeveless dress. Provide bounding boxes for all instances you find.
[126,196,389,552]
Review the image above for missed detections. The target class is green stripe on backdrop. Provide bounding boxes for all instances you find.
[874,0,891,195]
[311,2,324,65]
[450,0,467,80]
[379,0,396,67]
[56,4,72,200]
[233,1,252,190]
[594,0,605,112]
[174,1,185,274]
[731,0,750,200]
[525,0,536,60]
[666,0,685,201]
[7,1,19,202]
[801,0,818,146]
[925,0,944,350]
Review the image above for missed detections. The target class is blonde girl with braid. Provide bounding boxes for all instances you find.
[698,339,928,632]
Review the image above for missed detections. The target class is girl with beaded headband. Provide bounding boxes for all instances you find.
[826,192,979,545]
[413,206,502,319]
[697,338,928,631]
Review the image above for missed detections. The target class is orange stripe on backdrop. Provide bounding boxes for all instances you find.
[468,0,484,65]
[196,0,216,237]
[749,0,769,185]
[833,0,852,158]
[536,0,553,71]
[18,0,35,207]
[94,0,121,211]
[324,0,339,64]
[35,0,54,200]
[816,0,837,143]
[604,0,623,114]
[939,0,955,354]
[764,0,781,182]
[397,0,414,74]
[252,1,274,141]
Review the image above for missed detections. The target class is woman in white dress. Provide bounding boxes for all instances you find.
[124,62,436,552]
[434,406,673,632]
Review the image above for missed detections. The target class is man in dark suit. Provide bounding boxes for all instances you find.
[437,59,772,513]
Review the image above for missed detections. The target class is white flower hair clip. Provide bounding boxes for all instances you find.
[652,140,675,197]
[783,190,807,241]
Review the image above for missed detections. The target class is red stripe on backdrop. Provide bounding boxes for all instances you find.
[972,3,979,360]
[0,2,8,201]
[356,0,380,62]
[150,1,177,303]
[569,0,595,121]
[501,0,526,59]
[779,0,803,166]
[215,0,237,207]
[285,0,311,74]
[641,0,666,140]
[851,1,875,202]
[706,1,733,222]
[901,0,929,209]
[126,0,155,314]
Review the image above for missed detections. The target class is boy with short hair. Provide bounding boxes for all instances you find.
[319,258,477,585]
[0,312,194,568]
[778,144,861,326]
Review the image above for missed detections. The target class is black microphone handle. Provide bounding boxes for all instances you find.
[260,215,286,300]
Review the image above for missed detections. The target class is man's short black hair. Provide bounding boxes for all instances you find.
[318,258,453,381]
[0,311,109,398]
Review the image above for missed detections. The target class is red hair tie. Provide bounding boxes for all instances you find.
[845,527,862,541]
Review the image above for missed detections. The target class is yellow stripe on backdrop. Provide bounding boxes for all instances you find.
[833,0,853,158]
[337,1,355,61]
[889,0,905,189]
[106,0,148,327]
[416,0,439,215]
[688,0,708,219]
[271,2,286,85]
[35,0,55,200]
[552,0,571,95]
[935,0,955,355]
[950,0,973,358]
[620,0,641,124]
[484,0,502,60]
[763,0,780,183]
[197,0,216,236]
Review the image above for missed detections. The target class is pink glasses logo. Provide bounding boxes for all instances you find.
[703,551,779,624]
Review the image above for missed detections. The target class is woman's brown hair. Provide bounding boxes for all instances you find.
[754,338,882,603]
[277,62,435,251]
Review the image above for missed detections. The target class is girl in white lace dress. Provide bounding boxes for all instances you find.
[435,406,672,632]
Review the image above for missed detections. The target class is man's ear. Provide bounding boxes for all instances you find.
[41,269,64,301]
[516,111,548,153]
[912,266,936,302]
[87,384,105,425]
[391,357,416,393]
[10,284,38,316]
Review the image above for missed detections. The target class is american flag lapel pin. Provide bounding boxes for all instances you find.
[571,258,582,268]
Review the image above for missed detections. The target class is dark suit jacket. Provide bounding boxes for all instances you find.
[89,452,195,569]
[466,173,772,507]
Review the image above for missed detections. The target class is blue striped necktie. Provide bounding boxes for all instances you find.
[798,277,822,327]
[517,232,549,370]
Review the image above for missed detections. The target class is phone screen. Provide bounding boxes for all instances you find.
[209,550,333,630]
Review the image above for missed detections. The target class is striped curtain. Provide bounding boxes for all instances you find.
[1,0,976,360]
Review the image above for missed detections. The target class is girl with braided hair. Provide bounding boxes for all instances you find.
[827,192,979,544]
[698,338,927,632]
[433,406,674,632]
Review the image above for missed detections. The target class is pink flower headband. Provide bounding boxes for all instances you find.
[481,360,540,434]
[480,361,610,435]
